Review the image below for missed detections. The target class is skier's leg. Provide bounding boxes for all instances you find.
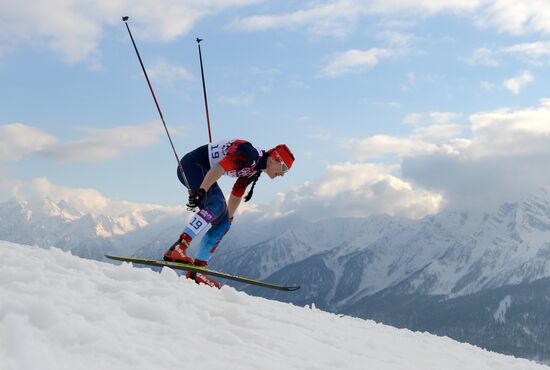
[194,209,231,264]
[181,181,227,240]
[164,153,209,263]
[185,184,229,289]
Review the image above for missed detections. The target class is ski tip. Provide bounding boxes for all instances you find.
[284,286,300,291]
[105,255,125,262]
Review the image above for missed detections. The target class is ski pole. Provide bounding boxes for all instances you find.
[121,16,190,189]
[196,38,213,143]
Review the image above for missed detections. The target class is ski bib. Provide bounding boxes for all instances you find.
[208,139,262,178]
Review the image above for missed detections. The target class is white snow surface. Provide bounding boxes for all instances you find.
[494,295,513,324]
[0,242,548,370]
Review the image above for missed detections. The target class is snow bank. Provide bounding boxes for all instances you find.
[0,241,547,370]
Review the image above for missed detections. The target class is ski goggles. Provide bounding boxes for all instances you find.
[273,152,289,174]
[270,144,294,173]
[280,160,289,174]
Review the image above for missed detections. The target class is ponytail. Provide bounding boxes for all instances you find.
[244,171,262,202]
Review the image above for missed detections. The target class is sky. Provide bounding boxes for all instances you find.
[3,0,550,220]
[1,240,548,370]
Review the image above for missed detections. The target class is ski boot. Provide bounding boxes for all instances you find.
[186,259,221,289]
[163,233,194,264]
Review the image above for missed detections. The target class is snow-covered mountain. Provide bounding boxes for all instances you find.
[1,241,547,370]
[211,190,550,302]
[0,196,187,259]
[4,190,550,361]
[3,190,550,306]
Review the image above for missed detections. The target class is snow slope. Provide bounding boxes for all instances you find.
[0,242,547,370]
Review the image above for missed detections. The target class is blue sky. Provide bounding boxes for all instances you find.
[3,0,550,220]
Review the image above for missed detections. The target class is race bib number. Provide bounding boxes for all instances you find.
[187,209,214,236]
[208,140,228,168]
[210,144,222,160]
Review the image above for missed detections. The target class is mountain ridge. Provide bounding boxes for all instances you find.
[3,191,550,361]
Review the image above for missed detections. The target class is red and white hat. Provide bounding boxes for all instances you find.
[269,144,295,172]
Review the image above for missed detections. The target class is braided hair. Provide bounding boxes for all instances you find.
[244,171,262,202]
[244,149,272,202]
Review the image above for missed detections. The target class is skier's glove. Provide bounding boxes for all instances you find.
[187,188,206,211]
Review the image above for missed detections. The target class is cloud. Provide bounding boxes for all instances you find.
[462,47,500,66]
[218,92,255,106]
[502,41,550,63]
[394,99,550,210]
[266,163,444,221]
[368,0,482,15]
[402,112,462,125]
[402,152,550,212]
[348,122,464,161]
[148,58,193,86]
[481,81,495,90]
[41,123,165,162]
[428,112,463,124]
[230,0,363,37]
[307,126,332,141]
[232,0,550,41]
[263,107,467,220]
[400,72,424,91]
[311,99,550,213]
[320,48,397,77]
[476,0,550,35]
[376,31,416,47]
[21,178,111,213]
[231,0,481,37]
[349,135,439,161]
[403,113,422,125]
[364,101,402,109]
[503,71,534,94]
[463,42,550,68]
[3,177,175,217]
[0,122,165,163]
[0,0,260,64]
[0,124,57,161]
[12,0,550,68]
[413,124,465,140]
[466,99,550,158]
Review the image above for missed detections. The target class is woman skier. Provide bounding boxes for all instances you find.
[163,139,295,288]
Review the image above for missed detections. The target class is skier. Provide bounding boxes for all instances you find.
[163,139,295,288]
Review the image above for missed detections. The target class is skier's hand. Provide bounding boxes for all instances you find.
[187,188,206,211]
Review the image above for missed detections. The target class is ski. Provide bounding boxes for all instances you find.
[105,255,300,292]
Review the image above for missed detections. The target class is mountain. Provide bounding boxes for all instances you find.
[344,277,550,363]
[211,191,550,301]
[1,241,547,370]
[212,191,550,361]
[3,190,550,362]
[0,196,185,260]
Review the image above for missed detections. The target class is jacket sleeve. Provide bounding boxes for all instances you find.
[231,177,254,198]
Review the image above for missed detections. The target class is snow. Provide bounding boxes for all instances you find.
[494,295,513,324]
[0,242,548,370]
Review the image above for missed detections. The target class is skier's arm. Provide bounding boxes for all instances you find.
[199,164,225,192]
[227,193,242,220]
[227,176,255,221]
